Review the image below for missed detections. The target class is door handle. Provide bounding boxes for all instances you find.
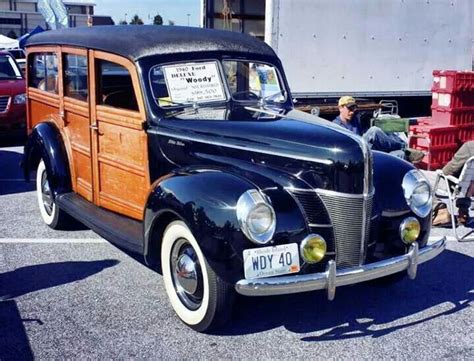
[90,124,103,135]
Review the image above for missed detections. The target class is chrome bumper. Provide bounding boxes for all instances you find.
[235,237,446,300]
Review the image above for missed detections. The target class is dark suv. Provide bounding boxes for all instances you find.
[22,26,445,332]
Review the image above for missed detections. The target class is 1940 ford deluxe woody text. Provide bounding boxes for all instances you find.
[22,26,445,332]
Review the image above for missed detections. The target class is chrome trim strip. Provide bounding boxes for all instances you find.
[308,223,332,228]
[382,210,411,217]
[148,129,333,166]
[235,237,445,298]
[285,187,374,199]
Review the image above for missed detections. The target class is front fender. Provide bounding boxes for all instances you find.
[143,169,307,283]
[143,170,255,282]
[22,122,71,197]
[372,151,431,249]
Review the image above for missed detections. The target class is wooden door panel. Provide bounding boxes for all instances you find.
[98,163,148,219]
[96,121,148,219]
[64,98,92,201]
[91,51,150,221]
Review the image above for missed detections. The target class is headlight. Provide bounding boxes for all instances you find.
[236,189,276,244]
[13,93,26,104]
[402,169,432,217]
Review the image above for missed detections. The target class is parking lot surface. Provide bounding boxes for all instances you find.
[1,144,473,359]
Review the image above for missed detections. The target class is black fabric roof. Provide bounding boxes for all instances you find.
[25,25,276,61]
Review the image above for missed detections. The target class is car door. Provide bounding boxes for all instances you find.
[61,47,93,201]
[89,50,150,220]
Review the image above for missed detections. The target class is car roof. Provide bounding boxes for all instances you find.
[25,25,277,62]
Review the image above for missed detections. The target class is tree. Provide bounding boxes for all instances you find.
[119,20,127,25]
[129,14,144,25]
[167,20,175,26]
[153,14,163,25]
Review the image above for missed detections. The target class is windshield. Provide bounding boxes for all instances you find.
[0,55,22,79]
[149,60,286,109]
[222,60,285,103]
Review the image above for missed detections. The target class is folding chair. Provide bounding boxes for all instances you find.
[433,156,474,241]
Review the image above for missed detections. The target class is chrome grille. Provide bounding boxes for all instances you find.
[0,96,9,112]
[317,190,373,268]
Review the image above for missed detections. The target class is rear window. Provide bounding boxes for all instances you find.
[28,52,58,93]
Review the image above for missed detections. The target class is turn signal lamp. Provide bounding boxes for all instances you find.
[400,217,421,244]
[300,234,327,263]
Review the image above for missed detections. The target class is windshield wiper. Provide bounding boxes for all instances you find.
[162,100,202,118]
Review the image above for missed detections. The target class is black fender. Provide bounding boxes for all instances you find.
[22,122,72,197]
[143,169,307,283]
[372,151,431,249]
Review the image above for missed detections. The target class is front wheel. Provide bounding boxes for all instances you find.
[161,220,234,332]
[35,159,71,229]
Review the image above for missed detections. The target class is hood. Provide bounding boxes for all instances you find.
[0,78,25,96]
[154,106,370,194]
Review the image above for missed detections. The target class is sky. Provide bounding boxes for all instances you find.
[94,0,201,27]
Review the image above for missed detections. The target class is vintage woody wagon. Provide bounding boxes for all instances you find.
[22,26,445,332]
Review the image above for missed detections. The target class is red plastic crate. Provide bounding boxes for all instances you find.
[415,145,458,171]
[431,106,474,126]
[409,124,459,149]
[458,125,474,143]
[432,70,474,93]
[431,91,474,109]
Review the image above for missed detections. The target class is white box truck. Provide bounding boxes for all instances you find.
[201,0,473,116]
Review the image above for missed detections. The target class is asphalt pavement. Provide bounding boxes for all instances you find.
[1,143,473,359]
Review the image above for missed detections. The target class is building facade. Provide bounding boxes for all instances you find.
[0,0,113,38]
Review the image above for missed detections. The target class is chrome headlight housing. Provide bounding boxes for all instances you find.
[236,189,276,244]
[13,93,26,104]
[402,169,432,218]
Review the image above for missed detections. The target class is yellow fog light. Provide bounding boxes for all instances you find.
[300,234,327,264]
[400,217,421,244]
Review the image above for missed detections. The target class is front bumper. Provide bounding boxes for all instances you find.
[235,237,446,300]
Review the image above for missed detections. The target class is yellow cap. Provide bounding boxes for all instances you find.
[338,96,356,107]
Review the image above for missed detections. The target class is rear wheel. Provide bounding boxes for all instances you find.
[161,220,234,332]
[35,159,71,229]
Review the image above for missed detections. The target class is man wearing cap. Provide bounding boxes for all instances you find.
[334,96,424,162]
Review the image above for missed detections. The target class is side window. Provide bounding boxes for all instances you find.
[28,52,58,93]
[96,59,138,111]
[64,54,88,101]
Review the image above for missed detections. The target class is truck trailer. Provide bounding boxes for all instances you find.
[201,0,473,117]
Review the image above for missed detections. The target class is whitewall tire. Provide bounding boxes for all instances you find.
[161,220,233,332]
[35,159,70,229]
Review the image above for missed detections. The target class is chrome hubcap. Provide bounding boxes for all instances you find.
[171,238,203,310]
[41,171,54,216]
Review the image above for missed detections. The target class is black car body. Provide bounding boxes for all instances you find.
[23,26,445,332]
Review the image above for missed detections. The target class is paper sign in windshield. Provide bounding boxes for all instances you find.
[163,62,226,104]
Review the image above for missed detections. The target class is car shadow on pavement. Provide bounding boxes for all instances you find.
[0,260,119,359]
[0,260,119,300]
[220,249,472,338]
[0,149,34,196]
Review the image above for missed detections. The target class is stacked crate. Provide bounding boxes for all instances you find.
[409,70,474,170]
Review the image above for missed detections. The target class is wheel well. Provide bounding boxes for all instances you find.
[146,212,180,273]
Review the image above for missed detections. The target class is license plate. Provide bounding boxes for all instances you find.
[243,243,300,279]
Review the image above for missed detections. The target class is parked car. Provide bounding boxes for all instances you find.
[22,26,445,332]
[7,48,26,73]
[0,51,26,134]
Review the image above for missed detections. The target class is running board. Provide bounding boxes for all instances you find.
[56,193,144,254]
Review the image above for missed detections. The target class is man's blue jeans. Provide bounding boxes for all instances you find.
[363,126,406,153]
